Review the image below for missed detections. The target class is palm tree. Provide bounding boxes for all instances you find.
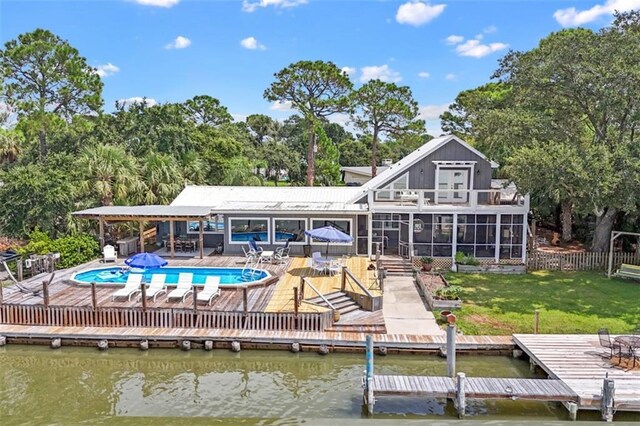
[80,143,145,206]
[0,129,22,164]
[222,157,262,186]
[139,153,185,204]
[180,151,208,185]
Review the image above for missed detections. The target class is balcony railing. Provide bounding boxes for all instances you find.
[367,188,529,210]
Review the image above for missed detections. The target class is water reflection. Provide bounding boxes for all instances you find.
[0,346,638,423]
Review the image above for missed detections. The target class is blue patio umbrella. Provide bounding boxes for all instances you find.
[124,252,168,269]
[305,226,353,257]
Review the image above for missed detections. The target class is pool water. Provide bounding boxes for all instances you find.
[72,267,268,285]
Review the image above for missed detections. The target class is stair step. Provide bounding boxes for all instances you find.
[338,304,361,315]
[332,299,358,310]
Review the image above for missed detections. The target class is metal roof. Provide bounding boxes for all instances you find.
[171,186,362,209]
[340,166,389,176]
[73,205,213,219]
[206,201,368,213]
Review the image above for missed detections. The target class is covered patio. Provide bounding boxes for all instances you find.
[73,205,213,259]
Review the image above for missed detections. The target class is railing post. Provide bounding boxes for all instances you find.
[455,372,466,418]
[243,287,248,313]
[601,377,615,422]
[446,324,457,377]
[42,280,49,309]
[16,261,23,282]
[418,191,424,211]
[300,277,305,300]
[0,279,3,304]
[91,282,98,309]
[140,283,147,311]
[364,335,375,415]
[192,285,198,313]
[293,286,299,316]
[341,267,346,291]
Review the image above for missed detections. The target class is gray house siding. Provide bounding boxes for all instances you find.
[374,139,493,191]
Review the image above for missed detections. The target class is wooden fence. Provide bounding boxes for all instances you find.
[527,251,640,272]
[0,304,334,332]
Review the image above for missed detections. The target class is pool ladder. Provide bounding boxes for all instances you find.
[242,255,262,279]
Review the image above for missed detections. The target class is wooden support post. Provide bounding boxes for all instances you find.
[0,279,3,304]
[169,219,175,258]
[455,372,466,419]
[567,401,578,421]
[199,220,204,259]
[91,282,98,309]
[446,324,456,378]
[341,267,346,291]
[139,221,145,253]
[300,277,305,300]
[243,287,248,313]
[534,309,540,334]
[364,335,375,415]
[192,285,198,313]
[99,217,105,250]
[601,377,615,422]
[42,280,49,309]
[16,261,23,282]
[293,287,299,316]
[140,283,147,310]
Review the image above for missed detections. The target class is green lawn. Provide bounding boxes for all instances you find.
[445,271,640,335]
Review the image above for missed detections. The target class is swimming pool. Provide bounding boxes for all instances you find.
[231,231,294,242]
[71,266,269,286]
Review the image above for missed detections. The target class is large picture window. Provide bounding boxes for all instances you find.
[310,219,352,244]
[412,214,453,257]
[499,214,524,259]
[273,219,307,244]
[229,218,269,244]
[457,214,496,258]
[187,216,224,234]
[376,173,408,201]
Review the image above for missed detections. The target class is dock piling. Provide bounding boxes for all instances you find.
[455,372,466,418]
[601,377,615,422]
[364,335,375,415]
[446,324,456,377]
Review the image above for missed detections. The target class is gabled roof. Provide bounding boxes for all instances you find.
[340,166,389,177]
[347,135,498,203]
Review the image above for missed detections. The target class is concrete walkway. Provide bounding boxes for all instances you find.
[382,276,444,336]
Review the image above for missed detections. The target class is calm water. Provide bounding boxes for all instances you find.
[0,346,638,424]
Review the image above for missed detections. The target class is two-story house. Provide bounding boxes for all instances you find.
[75,135,529,265]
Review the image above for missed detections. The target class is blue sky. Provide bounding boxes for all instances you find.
[1,0,630,134]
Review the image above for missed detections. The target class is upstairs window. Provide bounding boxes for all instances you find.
[376,173,408,201]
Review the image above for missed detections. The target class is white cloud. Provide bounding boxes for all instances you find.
[341,66,356,77]
[95,63,120,78]
[396,1,446,26]
[118,97,157,107]
[240,36,266,50]
[165,36,191,50]
[359,64,402,83]
[418,103,450,120]
[553,0,640,27]
[242,0,307,12]
[483,25,498,34]
[270,100,293,111]
[417,71,430,78]
[445,35,464,45]
[455,39,508,58]
[445,73,457,81]
[328,113,351,128]
[132,0,180,7]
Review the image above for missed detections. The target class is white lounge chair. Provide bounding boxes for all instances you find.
[166,272,193,303]
[111,273,142,301]
[144,274,167,302]
[196,276,221,306]
[103,244,117,263]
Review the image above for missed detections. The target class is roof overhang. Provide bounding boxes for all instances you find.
[73,205,213,221]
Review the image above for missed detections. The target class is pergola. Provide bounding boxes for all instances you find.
[73,205,213,259]
[608,230,640,278]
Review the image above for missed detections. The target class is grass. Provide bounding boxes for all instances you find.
[445,271,640,335]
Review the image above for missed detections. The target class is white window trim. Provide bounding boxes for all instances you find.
[375,173,409,201]
[186,218,224,235]
[310,218,354,246]
[434,164,475,204]
[272,218,308,245]
[228,217,271,245]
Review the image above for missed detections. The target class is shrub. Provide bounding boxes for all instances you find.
[420,256,433,264]
[18,229,99,268]
[435,285,462,300]
[454,251,480,266]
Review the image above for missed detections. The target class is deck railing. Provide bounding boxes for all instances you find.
[0,304,333,332]
[367,189,528,210]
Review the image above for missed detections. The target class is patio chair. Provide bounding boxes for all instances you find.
[111,273,142,301]
[103,244,117,263]
[196,276,221,306]
[166,272,194,303]
[597,328,622,359]
[144,274,167,302]
[274,246,290,265]
[248,240,263,255]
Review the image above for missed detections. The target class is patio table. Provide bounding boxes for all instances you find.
[613,335,640,366]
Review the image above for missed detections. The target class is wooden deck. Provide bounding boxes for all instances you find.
[514,334,640,412]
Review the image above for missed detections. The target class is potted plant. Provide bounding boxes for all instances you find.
[420,256,434,272]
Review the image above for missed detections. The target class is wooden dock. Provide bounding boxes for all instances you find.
[514,334,640,414]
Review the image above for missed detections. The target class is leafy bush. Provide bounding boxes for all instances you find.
[435,285,462,300]
[454,251,480,266]
[420,256,433,264]
[18,229,99,268]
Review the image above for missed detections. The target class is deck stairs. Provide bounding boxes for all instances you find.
[307,291,360,315]
[307,291,387,333]
[380,255,414,277]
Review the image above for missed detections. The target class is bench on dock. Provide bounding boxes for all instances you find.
[615,264,640,280]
